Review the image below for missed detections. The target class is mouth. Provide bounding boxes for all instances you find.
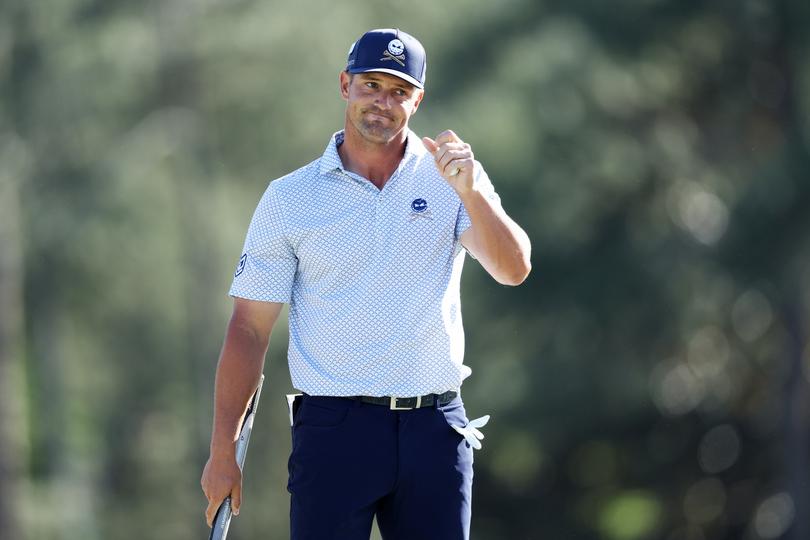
[364,110,394,122]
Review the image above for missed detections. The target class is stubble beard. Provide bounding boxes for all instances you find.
[353,108,402,144]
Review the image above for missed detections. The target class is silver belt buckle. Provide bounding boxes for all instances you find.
[390,396,422,410]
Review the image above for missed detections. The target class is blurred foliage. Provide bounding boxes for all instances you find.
[2,0,810,539]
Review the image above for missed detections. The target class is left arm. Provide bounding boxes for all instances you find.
[423,130,532,286]
[457,188,531,286]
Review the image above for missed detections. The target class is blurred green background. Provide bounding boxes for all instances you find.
[2,0,810,539]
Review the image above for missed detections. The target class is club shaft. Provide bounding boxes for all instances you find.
[208,375,264,540]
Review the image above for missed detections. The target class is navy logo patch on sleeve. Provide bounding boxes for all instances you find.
[235,253,247,277]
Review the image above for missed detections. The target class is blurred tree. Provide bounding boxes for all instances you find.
[0,136,27,540]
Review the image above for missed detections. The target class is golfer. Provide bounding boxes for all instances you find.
[201,28,531,539]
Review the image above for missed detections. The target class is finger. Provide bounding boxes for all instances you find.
[433,143,466,172]
[440,157,472,178]
[231,482,242,516]
[435,129,461,146]
[440,156,467,177]
[206,498,220,527]
[437,149,470,172]
[433,141,465,160]
[421,136,439,155]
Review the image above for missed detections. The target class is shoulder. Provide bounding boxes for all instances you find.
[248,159,321,226]
[264,158,321,196]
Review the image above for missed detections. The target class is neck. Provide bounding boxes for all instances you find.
[337,124,408,190]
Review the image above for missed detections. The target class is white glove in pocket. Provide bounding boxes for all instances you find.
[451,415,490,450]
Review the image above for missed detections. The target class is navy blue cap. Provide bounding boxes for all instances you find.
[346,28,426,89]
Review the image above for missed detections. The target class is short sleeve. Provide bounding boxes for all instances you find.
[229,182,297,303]
[455,162,502,239]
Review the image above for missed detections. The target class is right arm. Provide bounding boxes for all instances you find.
[201,297,284,526]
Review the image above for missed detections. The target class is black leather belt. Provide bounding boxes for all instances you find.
[354,390,458,410]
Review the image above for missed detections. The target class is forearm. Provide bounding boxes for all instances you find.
[459,188,532,286]
[209,318,269,458]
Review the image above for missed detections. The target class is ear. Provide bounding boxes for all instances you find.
[339,71,351,100]
[410,88,425,114]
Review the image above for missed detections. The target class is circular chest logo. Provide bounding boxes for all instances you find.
[411,198,428,213]
[387,39,405,56]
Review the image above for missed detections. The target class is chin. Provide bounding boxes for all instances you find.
[359,124,400,143]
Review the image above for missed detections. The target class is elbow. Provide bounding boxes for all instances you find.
[499,236,532,286]
[497,260,532,286]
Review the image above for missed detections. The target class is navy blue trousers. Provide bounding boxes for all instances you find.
[287,394,474,540]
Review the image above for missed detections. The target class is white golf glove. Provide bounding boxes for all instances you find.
[451,415,490,450]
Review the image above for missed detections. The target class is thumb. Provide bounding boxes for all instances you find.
[421,136,438,154]
[231,482,242,516]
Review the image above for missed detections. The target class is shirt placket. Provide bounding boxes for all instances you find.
[373,188,387,249]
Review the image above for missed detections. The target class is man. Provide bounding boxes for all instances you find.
[201,28,531,539]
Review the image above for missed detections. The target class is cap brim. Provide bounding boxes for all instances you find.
[347,67,424,89]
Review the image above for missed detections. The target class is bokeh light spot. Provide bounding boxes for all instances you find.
[683,477,726,524]
[489,431,544,493]
[698,424,741,474]
[598,491,662,540]
[754,492,795,539]
[680,188,729,245]
[650,361,705,416]
[731,289,773,343]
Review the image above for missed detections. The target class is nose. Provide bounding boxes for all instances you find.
[374,91,393,110]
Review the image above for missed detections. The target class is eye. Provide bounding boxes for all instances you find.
[365,81,379,89]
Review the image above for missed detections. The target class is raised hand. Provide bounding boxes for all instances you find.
[422,130,475,195]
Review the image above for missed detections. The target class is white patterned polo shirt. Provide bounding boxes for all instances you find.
[229,129,501,397]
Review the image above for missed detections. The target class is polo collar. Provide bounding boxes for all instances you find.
[318,129,426,176]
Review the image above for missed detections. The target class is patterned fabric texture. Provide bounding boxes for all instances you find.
[229,130,501,397]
